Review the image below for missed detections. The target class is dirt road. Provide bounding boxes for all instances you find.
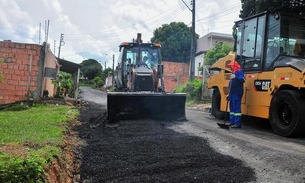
[73,87,305,183]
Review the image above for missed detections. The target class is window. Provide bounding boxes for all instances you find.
[255,16,265,58]
[238,14,266,71]
[123,46,160,70]
[264,15,280,70]
[242,18,257,58]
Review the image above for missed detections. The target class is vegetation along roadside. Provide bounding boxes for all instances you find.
[0,103,78,183]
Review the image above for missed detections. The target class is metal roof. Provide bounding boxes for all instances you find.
[57,58,82,73]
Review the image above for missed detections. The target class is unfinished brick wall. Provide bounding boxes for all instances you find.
[163,61,189,92]
[0,41,42,104]
[0,41,59,105]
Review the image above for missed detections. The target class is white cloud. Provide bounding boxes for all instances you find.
[0,0,241,64]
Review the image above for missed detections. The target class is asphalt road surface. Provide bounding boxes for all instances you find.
[75,87,305,183]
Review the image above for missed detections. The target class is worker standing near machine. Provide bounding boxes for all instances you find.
[227,61,245,128]
[207,10,305,136]
[104,73,112,92]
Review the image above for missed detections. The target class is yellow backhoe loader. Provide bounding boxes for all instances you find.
[107,33,186,121]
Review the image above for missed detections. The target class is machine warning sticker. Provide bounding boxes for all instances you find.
[254,80,271,91]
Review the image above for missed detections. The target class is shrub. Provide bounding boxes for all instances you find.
[0,154,45,183]
[173,78,203,104]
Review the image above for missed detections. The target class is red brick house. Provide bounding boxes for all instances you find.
[0,41,59,105]
[0,41,81,105]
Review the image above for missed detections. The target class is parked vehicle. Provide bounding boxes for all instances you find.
[207,11,305,136]
[107,33,186,121]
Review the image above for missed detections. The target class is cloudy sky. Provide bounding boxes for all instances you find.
[0,0,241,66]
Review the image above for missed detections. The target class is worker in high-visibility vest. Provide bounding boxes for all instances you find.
[227,61,245,128]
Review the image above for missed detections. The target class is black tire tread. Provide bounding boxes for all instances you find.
[212,89,225,119]
[269,90,305,137]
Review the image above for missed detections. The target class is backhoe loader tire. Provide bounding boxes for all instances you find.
[269,90,305,137]
[212,89,225,119]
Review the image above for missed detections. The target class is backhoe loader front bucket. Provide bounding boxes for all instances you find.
[107,92,186,122]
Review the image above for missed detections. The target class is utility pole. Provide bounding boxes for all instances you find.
[106,54,115,86]
[54,40,56,54]
[45,20,50,43]
[39,23,41,44]
[112,54,115,86]
[182,0,196,81]
[190,0,196,81]
[58,33,65,58]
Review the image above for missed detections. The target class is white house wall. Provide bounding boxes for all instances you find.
[195,32,234,77]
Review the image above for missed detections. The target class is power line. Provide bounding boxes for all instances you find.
[196,3,240,22]
[54,2,242,63]
[64,3,185,38]
[63,3,239,43]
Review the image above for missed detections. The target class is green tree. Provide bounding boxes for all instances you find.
[240,0,305,18]
[80,59,102,80]
[203,42,233,66]
[93,76,103,88]
[151,22,199,62]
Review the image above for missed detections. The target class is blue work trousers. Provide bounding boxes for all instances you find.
[229,92,243,126]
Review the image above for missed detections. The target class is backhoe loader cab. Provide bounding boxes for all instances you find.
[207,11,305,136]
[115,38,162,92]
[107,33,186,122]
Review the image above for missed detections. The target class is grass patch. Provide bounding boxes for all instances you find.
[0,103,79,182]
[185,98,211,107]
[0,104,74,144]
[79,82,94,87]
